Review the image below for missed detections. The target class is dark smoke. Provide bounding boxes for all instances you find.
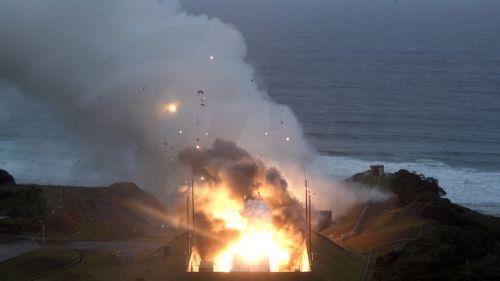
[193,211,240,259]
[179,139,263,198]
[178,139,306,232]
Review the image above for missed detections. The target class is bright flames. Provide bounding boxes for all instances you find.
[214,220,293,272]
[188,184,310,272]
[179,140,310,273]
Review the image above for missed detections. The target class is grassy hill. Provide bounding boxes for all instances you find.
[0,248,81,281]
[0,170,174,241]
[322,169,500,281]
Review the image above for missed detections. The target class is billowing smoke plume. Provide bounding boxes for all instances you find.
[0,0,309,191]
[0,0,386,215]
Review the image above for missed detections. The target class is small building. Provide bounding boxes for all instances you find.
[370,165,384,178]
[314,210,333,231]
[199,260,214,272]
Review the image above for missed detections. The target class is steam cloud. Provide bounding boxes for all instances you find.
[0,0,387,215]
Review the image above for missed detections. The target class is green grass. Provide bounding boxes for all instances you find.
[0,185,45,219]
[33,234,188,281]
[0,233,366,281]
[1,183,174,241]
[0,248,81,281]
[312,233,367,281]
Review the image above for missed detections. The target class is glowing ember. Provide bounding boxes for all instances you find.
[161,102,178,114]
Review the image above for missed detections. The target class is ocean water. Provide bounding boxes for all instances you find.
[182,0,500,215]
[0,87,90,186]
[1,1,499,216]
[308,156,500,216]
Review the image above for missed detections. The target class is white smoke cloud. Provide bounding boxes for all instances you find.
[0,0,385,214]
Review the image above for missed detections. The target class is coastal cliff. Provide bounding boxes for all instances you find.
[323,169,500,281]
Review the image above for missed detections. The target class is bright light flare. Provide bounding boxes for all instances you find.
[161,102,178,115]
[214,226,293,272]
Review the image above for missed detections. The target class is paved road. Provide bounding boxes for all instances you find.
[0,237,38,262]
[0,235,166,262]
[43,240,166,255]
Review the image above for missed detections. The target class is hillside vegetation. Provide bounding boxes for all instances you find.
[0,169,173,241]
[323,169,500,281]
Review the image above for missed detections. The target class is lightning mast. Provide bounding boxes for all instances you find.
[191,178,195,245]
[305,178,312,267]
[186,194,190,259]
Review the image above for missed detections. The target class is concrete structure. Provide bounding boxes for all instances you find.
[199,260,214,272]
[370,165,384,178]
[314,210,333,231]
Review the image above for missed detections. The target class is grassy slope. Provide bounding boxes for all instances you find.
[322,199,431,255]
[313,233,366,281]
[0,235,187,281]
[0,232,366,281]
[0,183,174,241]
[323,169,500,281]
[0,248,81,281]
